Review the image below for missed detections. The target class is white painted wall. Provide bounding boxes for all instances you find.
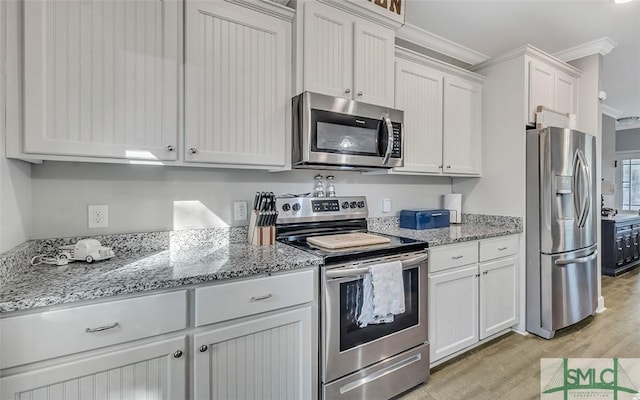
[30,162,453,239]
[0,1,32,253]
[568,54,604,311]
[601,114,616,208]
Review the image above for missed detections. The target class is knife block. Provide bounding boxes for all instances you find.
[247,210,275,246]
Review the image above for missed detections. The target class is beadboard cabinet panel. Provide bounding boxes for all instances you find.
[393,59,443,173]
[442,76,482,175]
[184,1,289,167]
[193,307,313,400]
[1,336,186,400]
[353,20,395,107]
[479,256,518,339]
[302,1,353,99]
[23,0,181,160]
[528,60,556,122]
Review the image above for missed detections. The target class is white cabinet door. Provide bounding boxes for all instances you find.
[185,1,289,167]
[429,265,479,362]
[23,0,180,160]
[1,336,186,400]
[353,20,395,107]
[193,307,313,400]
[442,75,482,175]
[554,70,578,116]
[528,60,555,122]
[393,59,443,174]
[303,1,353,99]
[479,256,518,340]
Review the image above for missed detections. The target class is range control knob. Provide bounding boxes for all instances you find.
[350,201,357,209]
[282,203,291,212]
[292,203,301,212]
[357,201,365,208]
[342,201,350,209]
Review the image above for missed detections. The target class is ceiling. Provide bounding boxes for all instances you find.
[404,0,640,121]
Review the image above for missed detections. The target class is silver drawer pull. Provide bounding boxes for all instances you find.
[250,294,273,301]
[85,322,119,333]
[498,247,508,251]
[451,255,464,260]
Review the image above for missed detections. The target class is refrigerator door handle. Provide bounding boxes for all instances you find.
[554,250,598,266]
[579,153,592,228]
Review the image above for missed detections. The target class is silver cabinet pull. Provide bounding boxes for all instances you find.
[199,345,208,353]
[357,91,363,96]
[451,255,464,260]
[438,165,443,169]
[250,293,273,301]
[85,322,119,333]
[497,247,508,251]
[483,270,489,275]
[173,350,183,358]
[431,213,442,217]
[189,148,198,154]
[166,145,175,152]
[446,165,452,169]
[345,88,351,94]
[475,273,480,278]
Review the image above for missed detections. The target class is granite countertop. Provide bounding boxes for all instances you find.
[0,215,522,314]
[370,223,522,247]
[368,214,522,247]
[0,242,322,314]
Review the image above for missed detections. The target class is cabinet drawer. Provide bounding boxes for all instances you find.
[429,242,478,273]
[479,236,518,262]
[195,269,315,327]
[0,291,187,369]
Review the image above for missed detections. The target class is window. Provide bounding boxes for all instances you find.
[621,158,640,210]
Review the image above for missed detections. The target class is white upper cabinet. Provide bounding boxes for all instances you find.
[443,75,482,175]
[303,2,353,99]
[393,59,443,174]
[22,0,181,161]
[528,59,578,123]
[393,50,483,176]
[302,1,395,107]
[184,1,290,167]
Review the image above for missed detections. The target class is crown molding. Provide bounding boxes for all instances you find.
[616,121,640,131]
[396,23,490,65]
[225,0,295,21]
[602,104,623,119]
[553,37,618,62]
[471,44,582,77]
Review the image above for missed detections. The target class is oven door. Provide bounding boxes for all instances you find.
[322,252,428,384]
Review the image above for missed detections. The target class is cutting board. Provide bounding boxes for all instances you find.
[307,233,391,249]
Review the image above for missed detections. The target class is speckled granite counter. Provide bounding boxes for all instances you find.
[0,229,322,313]
[368,214,522,247]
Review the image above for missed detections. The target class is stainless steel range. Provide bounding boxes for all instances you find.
[276,196,430,400]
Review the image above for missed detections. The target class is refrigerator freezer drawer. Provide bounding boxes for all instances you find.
[540,248,598,332]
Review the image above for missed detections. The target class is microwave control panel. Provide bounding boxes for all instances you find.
[391,123,401,158]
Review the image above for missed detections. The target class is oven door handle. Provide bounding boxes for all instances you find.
[326,253,428,279]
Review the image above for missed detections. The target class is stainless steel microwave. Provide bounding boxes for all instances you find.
[292,92,403,170]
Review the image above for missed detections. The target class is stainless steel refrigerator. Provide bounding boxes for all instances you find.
[526,127,598,339]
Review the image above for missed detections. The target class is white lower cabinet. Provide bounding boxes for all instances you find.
[429,236,519,363]
[0,336,187,400]
[193,306,314,400]
[429,264,479,361]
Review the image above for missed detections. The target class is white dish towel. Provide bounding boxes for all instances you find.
[357,260,405,328]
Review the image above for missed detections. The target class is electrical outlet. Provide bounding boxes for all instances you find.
[382,198,391,213]
[234,201,248,221]
[88,204,109,228]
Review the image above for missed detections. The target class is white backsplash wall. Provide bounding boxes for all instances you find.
[31,162,453,239]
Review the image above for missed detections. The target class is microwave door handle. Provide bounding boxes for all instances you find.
[382,113,393,165]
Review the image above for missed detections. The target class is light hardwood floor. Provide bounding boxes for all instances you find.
[399,268,640,399]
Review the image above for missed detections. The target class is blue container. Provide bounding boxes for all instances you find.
[400,209,450,230]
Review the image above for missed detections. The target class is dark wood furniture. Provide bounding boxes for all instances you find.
[601,214,640,276]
